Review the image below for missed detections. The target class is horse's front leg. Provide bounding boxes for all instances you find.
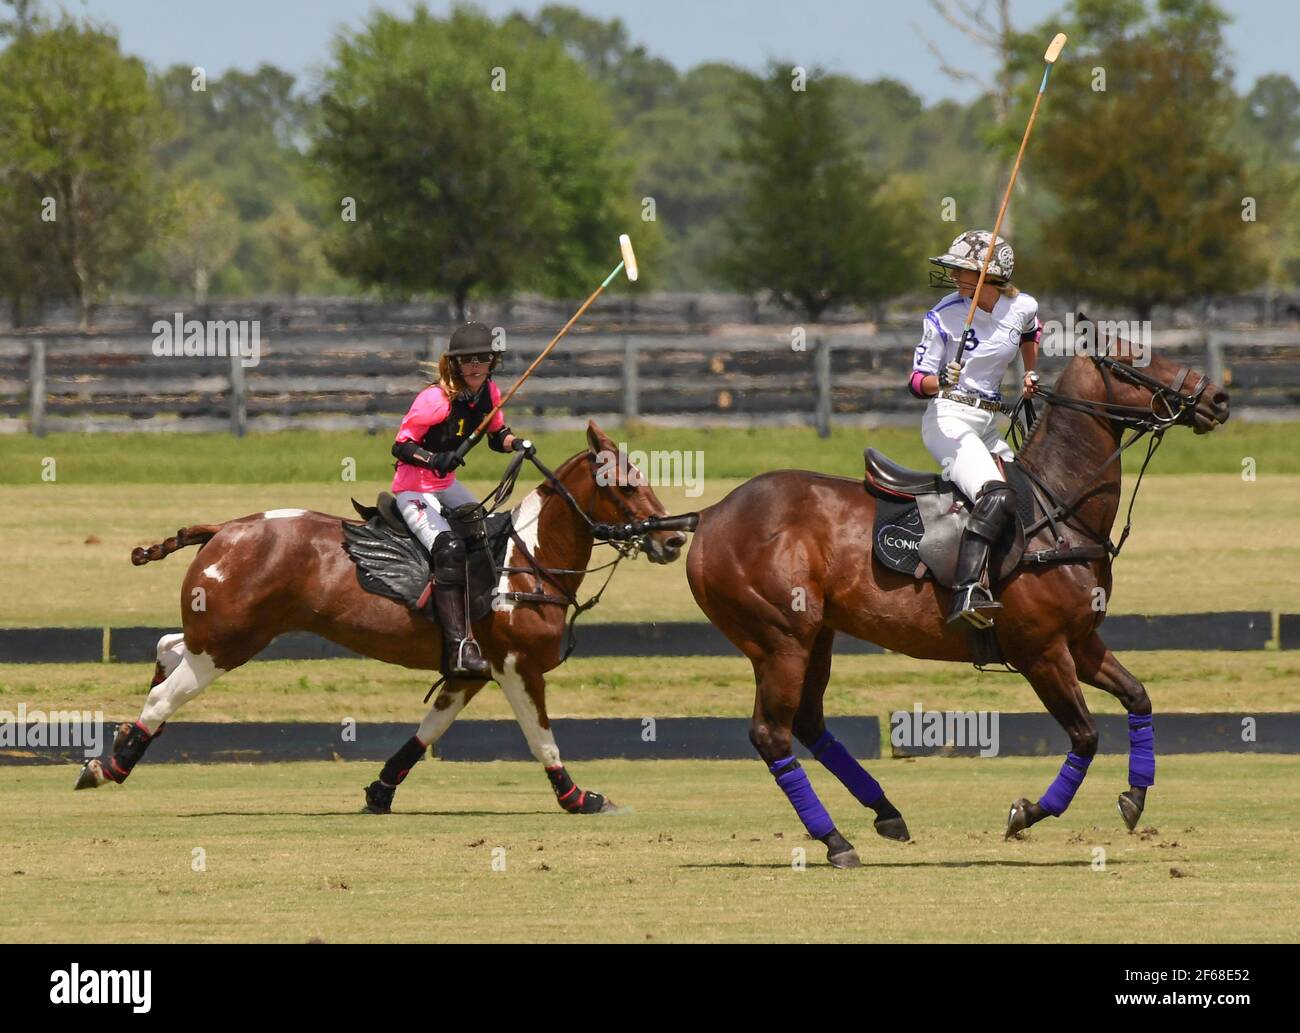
[1005,642,1099,838]
[1073,632,1154,831]
[496,654,614,814]
[363,678,487,814]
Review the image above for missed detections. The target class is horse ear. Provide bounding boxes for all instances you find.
[585,419,614,455]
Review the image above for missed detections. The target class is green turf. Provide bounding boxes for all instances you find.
[1,419,1295,484]
[2,756,1295,942]
[3,470,1295,625]
[3,651,1298,723]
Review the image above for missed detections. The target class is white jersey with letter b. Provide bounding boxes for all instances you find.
[913,291,1039,400]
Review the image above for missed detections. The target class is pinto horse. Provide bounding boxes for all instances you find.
[76,422,687,813]
[686,342,1230,867]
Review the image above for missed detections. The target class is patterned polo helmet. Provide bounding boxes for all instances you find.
[929,230,1015,288]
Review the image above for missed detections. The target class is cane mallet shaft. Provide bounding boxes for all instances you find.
[958,32,1067,362]
[453,234,639,462]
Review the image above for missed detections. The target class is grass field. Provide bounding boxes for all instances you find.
[2,755,1296,943]
[2,471,1298,624]
[2,425,1295,944]
[4,652,1299,722]
[2,422,1296,624]
[3,421,1297,483]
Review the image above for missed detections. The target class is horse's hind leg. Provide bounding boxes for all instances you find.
[791,628,910,842]
[750,649,859,868]
[1073,632,1154,831]
[75,636,229,790]
[1005,642,1099,838]
[363,678,488,814]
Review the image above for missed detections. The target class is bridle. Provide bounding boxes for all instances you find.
[1006,353,1210,563]
[472,446,696,661]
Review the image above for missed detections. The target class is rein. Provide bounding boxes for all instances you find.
[473,447,696,663]
[1006,354,1205,563]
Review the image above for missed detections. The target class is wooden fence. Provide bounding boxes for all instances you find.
[3,326,1300,437]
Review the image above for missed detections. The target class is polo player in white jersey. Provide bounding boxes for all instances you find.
[907,230,1042,627]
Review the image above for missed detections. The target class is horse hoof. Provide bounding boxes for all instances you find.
[1004,798,1032,839]
[363,781,394,815]
[874,815,911,842]
[74,759,106,791]
[1118,790,1143,832]
[827,846,862,869]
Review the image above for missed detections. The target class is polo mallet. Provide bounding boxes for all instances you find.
[451,234,639,464]
[956,32,1067,365]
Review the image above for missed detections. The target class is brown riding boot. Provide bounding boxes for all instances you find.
[431,534,491,679]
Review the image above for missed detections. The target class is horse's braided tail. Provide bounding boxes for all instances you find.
[131,524,224,566]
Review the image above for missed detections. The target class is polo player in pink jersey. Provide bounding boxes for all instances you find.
[390,322,526,677]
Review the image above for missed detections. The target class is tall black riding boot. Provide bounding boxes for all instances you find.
[431,533,491,679]
[947,480,1017,629]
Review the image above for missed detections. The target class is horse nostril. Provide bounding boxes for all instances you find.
[1212,391,1229,409]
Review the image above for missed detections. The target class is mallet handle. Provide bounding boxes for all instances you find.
[454,261,625,461]
[959,34,1066,359]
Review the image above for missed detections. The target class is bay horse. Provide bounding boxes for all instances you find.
[686,341,1230,867]
[76,421,687,814]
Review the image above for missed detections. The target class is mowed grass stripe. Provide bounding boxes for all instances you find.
[4,652,1298,721]
[1,421,1294,484]
[2,473,1297,624]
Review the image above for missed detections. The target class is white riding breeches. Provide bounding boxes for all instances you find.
[395,481,479,551]
[921,397,1015,502]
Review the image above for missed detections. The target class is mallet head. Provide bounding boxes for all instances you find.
[619,233,639,282]
[1044,33,1067,63]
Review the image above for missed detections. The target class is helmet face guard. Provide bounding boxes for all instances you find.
[928,261,1009,291]
[929,230,1014,289]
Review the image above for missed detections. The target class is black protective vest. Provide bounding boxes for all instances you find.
[419,384,494,452]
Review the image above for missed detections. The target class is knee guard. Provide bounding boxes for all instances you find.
[967,481,1016,542]
[432,533,467,585]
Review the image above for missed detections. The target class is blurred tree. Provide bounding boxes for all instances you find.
[717,66,922,322]
[312,4,640,320]
[1024,0,1264,320]
[250,200,331,299]
[157,182,241,304]
[0,17,170,326]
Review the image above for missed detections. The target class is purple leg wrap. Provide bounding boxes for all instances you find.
[811,730,884,806]
[770,757,835,840]
[1037,751,1092,817]
[1128,713,1155,788]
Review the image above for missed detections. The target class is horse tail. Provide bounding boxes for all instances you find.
[131,524,225,566]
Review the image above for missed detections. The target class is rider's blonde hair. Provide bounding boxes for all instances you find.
[418,354,499,399]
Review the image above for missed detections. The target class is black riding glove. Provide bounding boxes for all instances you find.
[429,451,464,476]
[511,437,536,457]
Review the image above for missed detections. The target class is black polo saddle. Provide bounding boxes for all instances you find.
[862,448,1035,587]
[341,493,513,622]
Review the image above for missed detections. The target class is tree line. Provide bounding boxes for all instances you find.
[0,0,1293,327]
